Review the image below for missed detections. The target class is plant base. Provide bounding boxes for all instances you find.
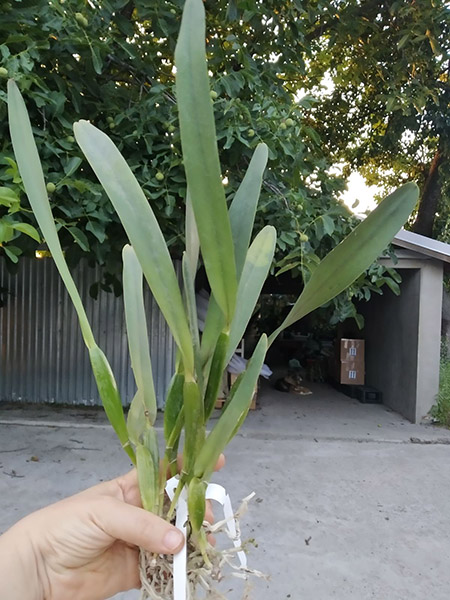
[139,495,266,599]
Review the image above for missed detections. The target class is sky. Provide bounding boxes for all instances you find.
[341,172,382,215]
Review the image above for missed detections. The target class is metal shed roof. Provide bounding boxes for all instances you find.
[393,229,450,264]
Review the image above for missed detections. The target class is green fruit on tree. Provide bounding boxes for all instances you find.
[210,90,218,100]
[170,8,176,14]
[280,122,287,130]
[109,122,115,130]
[66,135,75,143]
[0,67,8,78]
[107,116,114,123]
[155,172,165,181]
[168,124,176,133]
[299,233,309,242]
[247,129,255,137]
[75,13,88,27]
[46,182,56,194]
[285,118,295,127]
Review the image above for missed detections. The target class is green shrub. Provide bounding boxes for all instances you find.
[433,343,450,427]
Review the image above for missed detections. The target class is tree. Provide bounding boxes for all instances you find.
[301,0,450,239]
[0,0,404,323]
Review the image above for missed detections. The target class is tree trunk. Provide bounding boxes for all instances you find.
[413,149,443,238]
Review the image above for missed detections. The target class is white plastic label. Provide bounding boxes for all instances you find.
[165,476,247,600]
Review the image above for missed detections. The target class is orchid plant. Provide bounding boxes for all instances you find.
[7,0,418,597]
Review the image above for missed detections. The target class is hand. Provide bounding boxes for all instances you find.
[0,461,223,600]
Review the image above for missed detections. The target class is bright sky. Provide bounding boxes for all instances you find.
[341,172,382,215]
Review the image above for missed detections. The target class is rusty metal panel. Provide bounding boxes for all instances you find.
[0,258,176,408]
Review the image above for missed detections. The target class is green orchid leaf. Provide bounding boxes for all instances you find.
[182,252,201,356]
[164,372,185,444]
[229,143,269,279]
[185,189,200,278]
[127,392,151,447]
[194,334,267,480]
[203,331,229,421]
[175,0,237,324]
[199,294,226,371]
[136,443,159,513]
[188,477,207,535]
[123,245,157,425]
[89,345,135,463]
[226,226,276,363]
[269,182,419,345]
[183,379,205,478]
[8,80,132,463]
[7,80,95,348]
[73,119,194,377]
[224,373,254,443]
[182,252,204,390]
[164,372,185,476]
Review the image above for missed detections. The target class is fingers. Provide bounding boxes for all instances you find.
[205,499,214,525]
[115,469,142,506]
[114,453,225,500]
[95,498,184,554]
[204,499,216,546]
[214,453,226,472]
[99,452,226,548]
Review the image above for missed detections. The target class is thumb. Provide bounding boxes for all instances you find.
[97,498,184,554]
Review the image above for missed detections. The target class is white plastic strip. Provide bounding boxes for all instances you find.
[165,476,247,600]
[206,483,247,567]
[166,477,188,600]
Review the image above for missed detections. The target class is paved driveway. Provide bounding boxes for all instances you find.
[1,382,450,599]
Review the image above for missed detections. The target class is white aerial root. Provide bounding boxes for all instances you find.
[139,493,267,600]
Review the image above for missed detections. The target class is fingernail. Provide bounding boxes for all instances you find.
[163,529,184,551]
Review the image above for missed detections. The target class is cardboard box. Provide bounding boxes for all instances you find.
[340,361,364,385]
[331,338,365,385]
[340,339,365,362]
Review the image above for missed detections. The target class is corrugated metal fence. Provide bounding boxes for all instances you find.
[0,257,175,408]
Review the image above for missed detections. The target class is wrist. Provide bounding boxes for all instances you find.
[0,520,44,600]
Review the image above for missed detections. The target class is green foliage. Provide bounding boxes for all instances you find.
[304,0,450,236]
[431,340,450,428]
[176,0,237,323]
[433,359,450,429]
[0,0,406,322]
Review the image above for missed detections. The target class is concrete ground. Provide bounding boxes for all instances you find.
[2,381,450,599]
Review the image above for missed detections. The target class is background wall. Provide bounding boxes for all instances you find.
[0,258,175,408]
[361,269,420,422]
[360,256,443,422]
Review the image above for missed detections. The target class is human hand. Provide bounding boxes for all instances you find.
[0,457,224,600]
